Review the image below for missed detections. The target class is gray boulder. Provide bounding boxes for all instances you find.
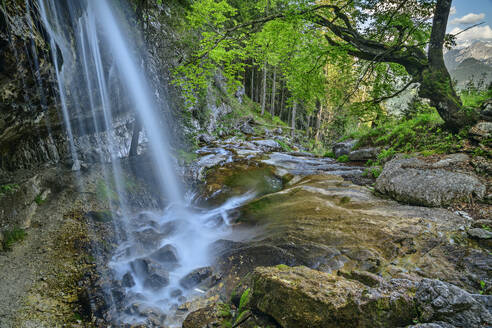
[197,134,214,144]
[469,121,492,141]
[130,258,170,291]
[375,157,486,207]
[180,266,213,289]
[252,139,281,151]
[416,279,492,327]
[467,228,492,240]
[348,147,380,161]
[333,140,357,158]
[240,123,255,135]
[407,323,455,328]
[149,244,179,264]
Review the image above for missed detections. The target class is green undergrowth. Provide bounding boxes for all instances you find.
[2,227,27,251]
[212,94,288,138]
[460,88,492,108]
[346,111,474,163]
[337,155,349,163]
[0,183,19,196]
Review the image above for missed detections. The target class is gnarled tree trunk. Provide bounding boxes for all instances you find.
[418,0,478,130]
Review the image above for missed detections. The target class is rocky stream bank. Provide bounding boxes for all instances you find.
[1,126,490,328]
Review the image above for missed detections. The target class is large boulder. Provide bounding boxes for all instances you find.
[416,279,492,327]
[348,147,380,161]
[182,303,223,328]
[130,258,170,291]
[250,265,417,328]
[332,140,357,158]
[180,266,213,289]
[469,121,492,142]
[252,139,282,151]
[375,157,486,207]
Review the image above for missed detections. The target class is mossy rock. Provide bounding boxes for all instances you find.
[84,211,113,223]
[250,265,417,328]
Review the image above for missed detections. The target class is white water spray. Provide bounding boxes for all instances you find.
[37,0,252,325]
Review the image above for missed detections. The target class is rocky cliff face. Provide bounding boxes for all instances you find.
[0,0,232,175]
[0,1,65,172]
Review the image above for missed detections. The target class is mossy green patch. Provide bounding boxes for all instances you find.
[337,155,349,163]
[2,227,27,251]
[177,149,198,164]
[0,183,19,195]
[339,196,351,204]
[276,139,293,152]
[34,193,46,205]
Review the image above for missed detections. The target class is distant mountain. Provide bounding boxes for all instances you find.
[444,40,492,89]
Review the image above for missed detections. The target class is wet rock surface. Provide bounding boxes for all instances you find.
[180,266,214,289]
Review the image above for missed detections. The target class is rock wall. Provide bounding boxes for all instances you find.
[0,0,238,174]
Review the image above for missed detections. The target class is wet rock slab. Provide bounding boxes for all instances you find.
[215,173,490,294]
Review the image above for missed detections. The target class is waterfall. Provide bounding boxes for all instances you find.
[36,0,252,326]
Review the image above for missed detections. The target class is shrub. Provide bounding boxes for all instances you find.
[337,155,349,163]
[324,151,335,158]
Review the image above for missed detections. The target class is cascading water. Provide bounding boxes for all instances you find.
[36,0,253,325]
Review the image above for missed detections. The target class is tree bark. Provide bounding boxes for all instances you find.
[250,63,254,100]
[279,78,286,118]
[261,62,268,115]
[291,101,297,138]
[129,118,141,157]
[315,105,323,143]
[306,114,311,138]
[418,0,478,130]
[270,67,277,115]
[255,68,260,103]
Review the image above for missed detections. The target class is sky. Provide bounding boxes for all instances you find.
[447,0,492,47]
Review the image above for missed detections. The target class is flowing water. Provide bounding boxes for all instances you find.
[36,0,251,325]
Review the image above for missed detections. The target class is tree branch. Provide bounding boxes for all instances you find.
[451,22,485,37]
[368,78,416,103]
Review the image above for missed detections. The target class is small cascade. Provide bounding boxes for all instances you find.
[35,0,251,326]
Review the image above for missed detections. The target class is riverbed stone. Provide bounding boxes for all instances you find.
[468,228,492,240]
[416,279,492,327]
[149,244,179,264]
[131,258,170,290]
[252,139,281,151]
[182,303,222,328]
[375,157,486,206]
[180,266,213,289]
[332,139,357,158]
[469,121,492,141]
[348,147,380,161]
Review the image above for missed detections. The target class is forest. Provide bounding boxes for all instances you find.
[0,0,490,327]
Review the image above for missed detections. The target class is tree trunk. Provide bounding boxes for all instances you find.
[291,101,297,138]
[280,81,285,118]
[418,0,478,130]
[270,67,277,115]
[315,106,323,143]
[255,68,260,103]
[261,62,268,115]
[250,64,254,100]
[129,118,141,157]
[306,114,311,138]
